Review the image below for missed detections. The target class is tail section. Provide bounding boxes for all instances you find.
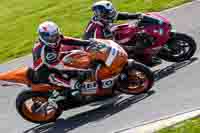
[0,66,30,85]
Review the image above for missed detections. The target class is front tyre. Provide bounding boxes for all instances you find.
[158,32,196,62]
[16,90,63,124]
[117,60,154,95]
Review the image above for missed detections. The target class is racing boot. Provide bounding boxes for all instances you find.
[145,56,162,67]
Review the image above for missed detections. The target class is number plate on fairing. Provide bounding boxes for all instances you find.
[70,79,97,93]
[70,75,119,94]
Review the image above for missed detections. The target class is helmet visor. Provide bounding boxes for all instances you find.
[93,5,116,20]
[41,32,59,44]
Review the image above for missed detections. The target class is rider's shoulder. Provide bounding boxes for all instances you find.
[91,17,104,26]
[33,39,44,50]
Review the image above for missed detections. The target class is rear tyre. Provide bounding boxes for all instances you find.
[117,60,154,95]
[158,32,196,62]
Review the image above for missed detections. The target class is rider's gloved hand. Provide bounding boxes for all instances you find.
[138,13,145,19]
[85,39,99,51]
[89,38,99,46]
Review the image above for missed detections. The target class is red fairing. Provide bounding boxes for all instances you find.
[112,12,172,55]
[146,12,170,24]
[111,23,138,44]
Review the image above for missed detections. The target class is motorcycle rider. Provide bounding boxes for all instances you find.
[83,0,161,66]
[30,21,97,97]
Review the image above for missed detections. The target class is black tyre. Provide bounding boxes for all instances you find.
[158,32,196,62]
[16,90,63,124]
[117,60,154,95]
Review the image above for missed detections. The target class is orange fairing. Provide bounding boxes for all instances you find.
[89,39,128,79]
[0,66,64,92]
[0,66,30,85]
[63,50,92,69]
[31,84,63,92]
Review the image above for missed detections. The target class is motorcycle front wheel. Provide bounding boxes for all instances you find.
[16,90,63,124]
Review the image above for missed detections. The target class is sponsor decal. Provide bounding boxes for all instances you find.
[71,75,119,93]
[105,47,118,66]
[112,48,116,55]
[102,80,114,88]
[46,52,57,61]
[74,81,82,90]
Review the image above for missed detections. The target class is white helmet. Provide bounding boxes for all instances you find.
[38,21,61,48]
[92,0,117,23]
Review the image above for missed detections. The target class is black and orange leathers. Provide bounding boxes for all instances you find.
[31,35,91,86]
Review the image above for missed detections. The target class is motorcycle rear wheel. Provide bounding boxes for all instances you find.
[117,60,154,95]
[158,32,196,62]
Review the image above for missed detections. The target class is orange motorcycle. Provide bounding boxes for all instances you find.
[0,39,154,124]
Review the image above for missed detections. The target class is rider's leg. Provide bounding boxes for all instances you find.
[48,73,82,98]
[48,73,71,88]
[129,36,161,67]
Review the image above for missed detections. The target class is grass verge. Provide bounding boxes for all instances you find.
[157,116,200,133]
[0,0,191,63]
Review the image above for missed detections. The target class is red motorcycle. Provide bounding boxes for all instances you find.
[110,12,196,63]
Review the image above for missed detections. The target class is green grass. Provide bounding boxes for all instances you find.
[0,0,191,63]
[157,117,200,133]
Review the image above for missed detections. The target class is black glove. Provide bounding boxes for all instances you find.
[86,39,99,51]
[89,39,99,46]
[77,70,93,82]
[138,13,145,19]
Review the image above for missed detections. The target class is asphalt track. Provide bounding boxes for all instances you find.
[0,1,200,133]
